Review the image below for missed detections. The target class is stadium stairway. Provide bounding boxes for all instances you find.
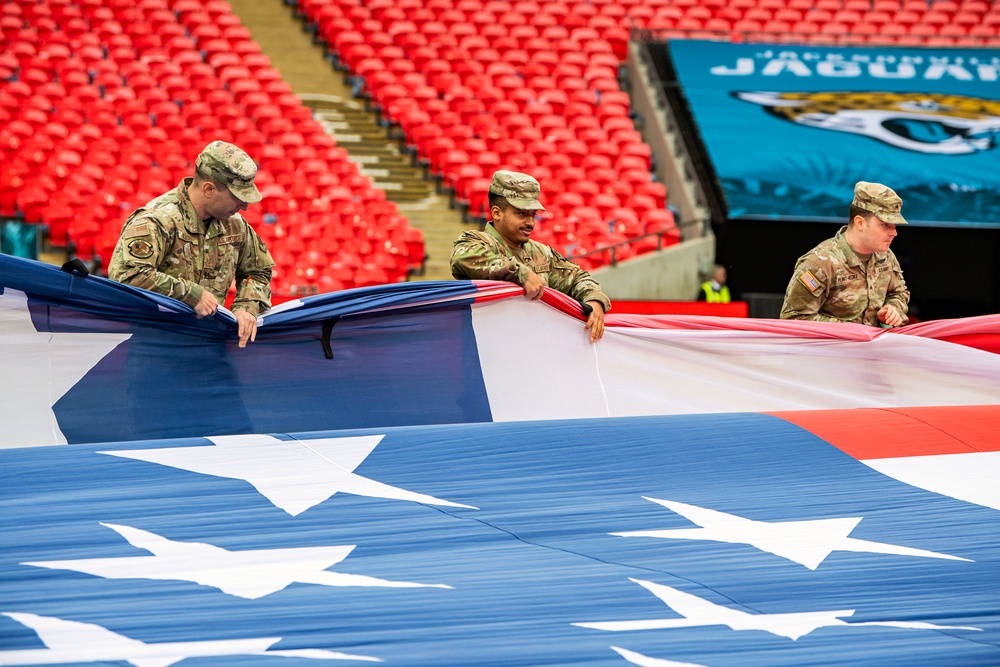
[227,0,462,280]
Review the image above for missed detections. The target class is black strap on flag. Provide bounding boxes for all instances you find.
[61,258,89,276]
[320,317,340,360]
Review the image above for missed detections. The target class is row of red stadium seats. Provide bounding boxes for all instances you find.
[300,0,1000,54]
[645,16,1000,39]
[2,0,685,294]
[7,0,989,302]
[647,27,1000,46]
[0,0,430,294]
[298,0,1000,28]
[296,0,682,270]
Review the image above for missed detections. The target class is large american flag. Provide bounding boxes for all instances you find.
[1,252,998,665]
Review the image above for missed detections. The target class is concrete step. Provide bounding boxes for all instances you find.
[398,196,471,281]
[301,94,434,203]
[227,0,471,282]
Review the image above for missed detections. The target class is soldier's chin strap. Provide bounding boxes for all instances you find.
[320,317,340,360]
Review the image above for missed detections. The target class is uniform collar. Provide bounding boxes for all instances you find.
[835,225,884,267]
[485,222,521,249]
[177,178,205,235]
[178,177,229,236]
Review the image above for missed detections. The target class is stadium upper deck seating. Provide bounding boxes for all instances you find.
[301,0,1000,270]
[641,0,1000,46]
[298,0,684,268]
[5,0,997,289]
[0,0,424,298]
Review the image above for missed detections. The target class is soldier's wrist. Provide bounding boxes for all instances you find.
[184,283,204,308]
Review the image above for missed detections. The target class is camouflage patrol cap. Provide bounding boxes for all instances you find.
[195,140,262,204]
[852,181,907,225]
[489,170,545,211]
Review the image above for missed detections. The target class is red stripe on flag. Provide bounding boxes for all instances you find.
[768,405,1000,460]
[934,334,1000,355]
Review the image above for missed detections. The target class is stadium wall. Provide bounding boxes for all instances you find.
[592,234,714,301]
[720,219,1000,322]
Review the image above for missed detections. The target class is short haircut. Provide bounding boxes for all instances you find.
[193,168,227,192]
[849,203,873,223]
[488,192,510,215]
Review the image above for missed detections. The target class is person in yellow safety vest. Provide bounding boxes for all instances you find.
[697,264,731,303]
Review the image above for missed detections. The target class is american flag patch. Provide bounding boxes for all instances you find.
[798,269,822,293]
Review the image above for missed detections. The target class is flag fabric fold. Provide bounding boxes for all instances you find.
[1,253,999,666]
[3,253,1000,447]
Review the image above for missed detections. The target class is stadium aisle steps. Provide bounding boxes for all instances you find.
[0,0,434,291]
[227,0,458,281]
[292,0,685,272]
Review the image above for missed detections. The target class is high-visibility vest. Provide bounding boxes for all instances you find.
[700,281,731,303]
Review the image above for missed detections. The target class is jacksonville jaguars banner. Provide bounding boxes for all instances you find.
[665,39,1000,227]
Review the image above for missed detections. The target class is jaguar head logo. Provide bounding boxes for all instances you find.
[734,91,1000,155]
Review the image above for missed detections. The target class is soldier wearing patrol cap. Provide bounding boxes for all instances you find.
[450,170,611,342]
[109,140,274,348]
[780,181,910,327]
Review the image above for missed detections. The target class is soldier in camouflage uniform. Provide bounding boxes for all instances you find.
[108,141,274,348]
[780,181,910,327]
[451,170,611,342]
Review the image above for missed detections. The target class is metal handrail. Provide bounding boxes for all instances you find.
[567,216,701,266]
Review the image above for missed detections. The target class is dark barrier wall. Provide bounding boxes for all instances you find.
[646,39,1000,319]
[719,218,1000,321]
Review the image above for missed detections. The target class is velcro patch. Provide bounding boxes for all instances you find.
[123,224,149,239]
[527,260,551,274]
[127,239,154,259]
[219,234,243,245]
[798,270,822,294]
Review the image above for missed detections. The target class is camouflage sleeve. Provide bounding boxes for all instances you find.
[231,223,275,317]
[882,254,910,323]
[107,213,205,308]
[779,256,841,322]
[450,231,529,285]
[548,248,611,313]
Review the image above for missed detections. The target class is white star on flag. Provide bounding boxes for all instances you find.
[100,434,477,515]
[0,288,130,447]
[574,578,981,641]
[611,497,969,569]
[611,646,708,667]
[24,523,451,599]
[0,611,380,665]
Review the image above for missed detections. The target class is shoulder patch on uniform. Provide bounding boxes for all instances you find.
[127,239,154,259]
[466,230,502,250]
[798,269,822,294]
[123,224,149,239]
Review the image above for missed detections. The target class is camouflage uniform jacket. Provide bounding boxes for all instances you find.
[780,226,909,326]
[450,223,611,313]
[108,179,274,316]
